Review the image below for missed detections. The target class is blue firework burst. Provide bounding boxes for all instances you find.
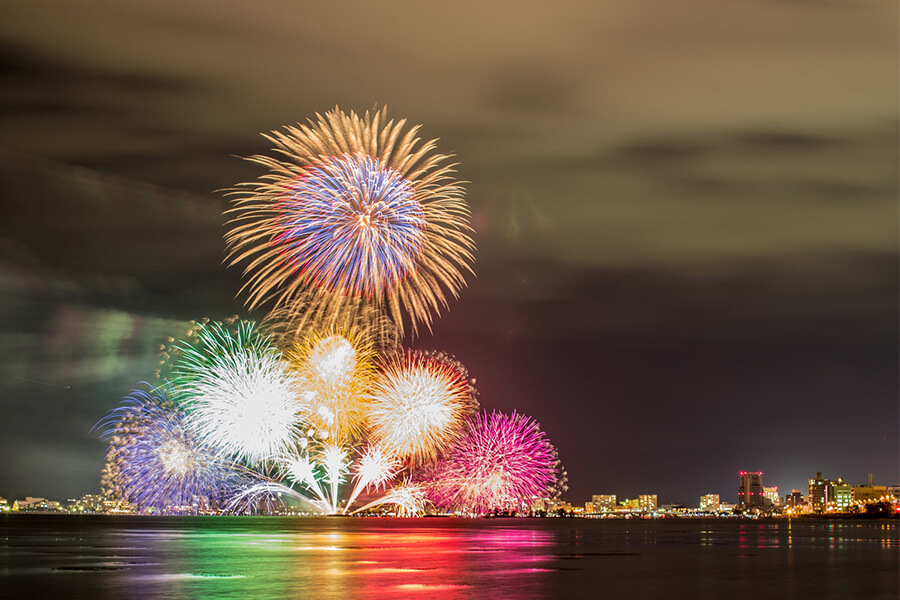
[100,386,239,513]
[273,152,427,299]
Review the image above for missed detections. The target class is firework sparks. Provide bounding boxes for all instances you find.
[343,445,402,513]
[285,330,374,443]
[426,411,559,514]
[351,482,429,517]
[225,106,475,336]
[225,480,329,515]
[274,153,426,298]
[174,322,307,463]
[368,351,476,465]
[99,386,236,513]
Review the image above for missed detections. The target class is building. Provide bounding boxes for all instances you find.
[546,499,573,513]
[853,473,888,504]
[700,494,720,512]
[620,498,640,511]
[888,485,900,502]
[808,472,831,513]
[763,486,780,507]
[592,494,617,513]
[738,472,765,508]
[638,494,658,512]
[832,479,852,511]
[12,497,51,511]
[784,490,804,508]
[77,494,107,513]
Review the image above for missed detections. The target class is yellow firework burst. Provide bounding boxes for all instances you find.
[285,329,376,444]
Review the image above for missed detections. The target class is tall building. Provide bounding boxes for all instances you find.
[638,494,658,512]
[763,486,780,507]
[592,494,617,513]
[700,494,720,512]
[738,472,765,508]
[808,472,831,513]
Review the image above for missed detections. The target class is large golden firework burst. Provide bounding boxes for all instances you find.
[225,106,475,337]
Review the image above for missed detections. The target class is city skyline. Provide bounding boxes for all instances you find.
[1,1,897,505]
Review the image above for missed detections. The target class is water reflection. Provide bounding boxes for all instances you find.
[101,520,556,600]
[2,516,897,600]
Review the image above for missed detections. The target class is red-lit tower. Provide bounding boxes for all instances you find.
[738,471,765,508]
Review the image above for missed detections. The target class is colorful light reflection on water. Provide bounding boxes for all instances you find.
[1,516,897,600]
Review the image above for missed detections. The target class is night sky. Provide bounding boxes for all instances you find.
[1,1,897,506]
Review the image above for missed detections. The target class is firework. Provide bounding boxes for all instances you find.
[367,351,476,465]
[225,106,475,336]
[99,386,236,513]
[262,297,400,355]
[351,482,429,517]
[174,322,307,463]
[343,445,401,513]
[426,411,559,514]
[225,480,328,515]
[284,330,375,443]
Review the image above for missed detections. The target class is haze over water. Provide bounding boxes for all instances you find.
[2,515,896,599]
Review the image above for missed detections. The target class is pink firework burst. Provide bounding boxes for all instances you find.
[426,411,559,514]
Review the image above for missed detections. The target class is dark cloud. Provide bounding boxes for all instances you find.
[482,64,587,114]
[0,39,210,92]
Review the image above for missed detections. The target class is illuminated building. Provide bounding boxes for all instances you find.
[888,485,900,502]
[638,494,657,512]
[592,494,617,513]
[12,497,51,511]
[584,501,594,514]
[763,486,780,507]
[546,499,572,513]
[784,489,804,507]
[853,473,888,504]
[808,472,832,513]
[832,479,852,511]
[78,494,107,513]
[700,494,720,512]
[738,471,765,508]
[620,498,640,511]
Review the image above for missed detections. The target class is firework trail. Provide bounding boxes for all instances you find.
[174,322,308,463]
[343,445,401,513]
[225,106,475,336]
[350,482,429,517]
[368,351,476,466]
[425,411,560,514]
[225,480,329,515]
[262,298,401,355]
[99,386,238,513]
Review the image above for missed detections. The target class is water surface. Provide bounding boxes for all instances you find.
[2,515,896,599]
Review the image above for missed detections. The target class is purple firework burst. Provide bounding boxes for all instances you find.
[99,386,239,514]
[425,410,559,514]
[273,152,426,299]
